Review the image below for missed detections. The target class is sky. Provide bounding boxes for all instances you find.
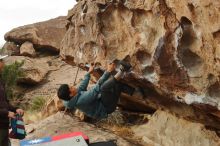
[0,0,77,46]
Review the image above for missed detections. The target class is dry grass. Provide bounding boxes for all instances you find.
[94,110,135,138]
[101,110,125,125]
[30,96,47,111]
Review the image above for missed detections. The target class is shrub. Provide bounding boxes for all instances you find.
[1,61,24,99]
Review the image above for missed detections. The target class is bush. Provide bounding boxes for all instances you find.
[1,61,24,99]
[30,96,46,111]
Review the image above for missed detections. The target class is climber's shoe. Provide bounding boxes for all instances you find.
[119,60,132,72]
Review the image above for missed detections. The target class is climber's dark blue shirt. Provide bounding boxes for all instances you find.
[63,71,111,119]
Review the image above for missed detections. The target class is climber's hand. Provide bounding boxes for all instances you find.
[88,63,95,73]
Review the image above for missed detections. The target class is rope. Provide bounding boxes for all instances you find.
[73,66,80,86]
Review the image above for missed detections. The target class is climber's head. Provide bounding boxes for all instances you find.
[57,84,77,101]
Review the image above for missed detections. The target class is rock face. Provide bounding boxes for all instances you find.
[59,0,220,130]
[60,0,220,103]
[4,16,68,52]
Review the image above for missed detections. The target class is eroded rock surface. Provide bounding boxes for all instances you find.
[59,0,220,130]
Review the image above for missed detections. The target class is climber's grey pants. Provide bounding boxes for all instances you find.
[100,77,134,114]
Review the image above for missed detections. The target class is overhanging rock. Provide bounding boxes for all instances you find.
[60,0,220,130]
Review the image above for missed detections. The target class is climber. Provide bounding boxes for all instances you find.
[0,55,24,146]
[57,60,143,119]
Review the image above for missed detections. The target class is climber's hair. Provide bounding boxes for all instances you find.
[57,84,70,101]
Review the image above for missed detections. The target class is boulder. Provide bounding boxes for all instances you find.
[59,0,220,130]
[132,110,220,146]
[20,41,36,57]
[4,56,49,84]
[1,41,20,55]
[4,16,69,52]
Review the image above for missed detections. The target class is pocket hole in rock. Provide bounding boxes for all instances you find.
[180,17,194,47]
[208,74,215,81]
[178,17,203,75]
[136,51,151,67]
[181,49,203,70]
[187,3,195,14]
[143,66,154,76]
[213,30,220,39]
[208,82,220,99]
